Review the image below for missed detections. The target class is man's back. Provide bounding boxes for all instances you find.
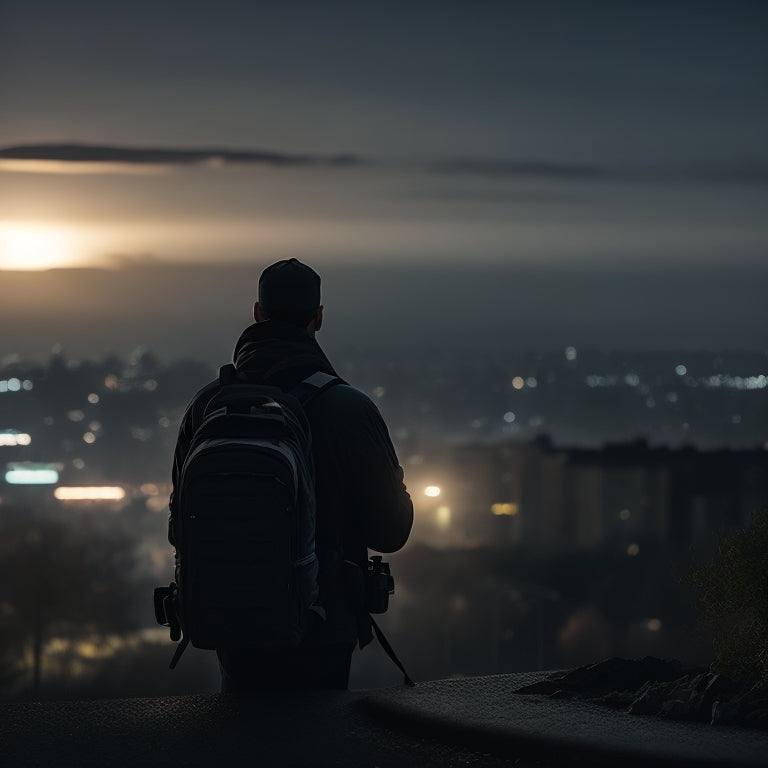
[168,263,413,689]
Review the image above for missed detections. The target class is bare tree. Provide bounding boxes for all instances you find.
[0,509,139,700]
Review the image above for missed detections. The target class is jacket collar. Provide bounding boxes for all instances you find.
[233,321,338,391]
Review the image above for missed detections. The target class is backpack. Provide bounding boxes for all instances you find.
[156,364,415,685]
[163,364,339,667]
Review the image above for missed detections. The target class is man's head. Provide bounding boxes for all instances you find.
[254,258,323,334]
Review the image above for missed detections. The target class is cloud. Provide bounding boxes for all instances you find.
[428,157,768,186]
[1,143,765,187]
[0,143,364,174]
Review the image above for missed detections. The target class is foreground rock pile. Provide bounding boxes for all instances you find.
[515,657,768,729]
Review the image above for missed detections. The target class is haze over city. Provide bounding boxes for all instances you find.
[1,0,767,701]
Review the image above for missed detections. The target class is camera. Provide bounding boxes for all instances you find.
[366,556,395,614]
[153,582,181,641]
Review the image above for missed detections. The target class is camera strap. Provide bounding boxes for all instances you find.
[169,635,189,670]
[370,615,415,687]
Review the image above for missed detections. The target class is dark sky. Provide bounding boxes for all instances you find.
[1,1,766,359]
[3,1,767,162]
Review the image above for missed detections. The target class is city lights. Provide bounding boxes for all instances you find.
[5,462,61,485]
[491,502,519,516]
[146,496,168,513]
[645,618,662,632]
[0,378,32,393]
[435,505,451,530]
[0,430,31,446]
[54,486,126,501]
[424,485,441,497]
[702,374,768,390]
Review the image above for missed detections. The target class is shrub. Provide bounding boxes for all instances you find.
[690,508,768,685]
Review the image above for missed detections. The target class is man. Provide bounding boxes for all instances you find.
[169,258,413,691]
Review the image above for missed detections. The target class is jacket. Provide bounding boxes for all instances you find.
[168,320,413,644]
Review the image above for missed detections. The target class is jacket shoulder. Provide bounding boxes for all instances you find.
[314,382,377,412]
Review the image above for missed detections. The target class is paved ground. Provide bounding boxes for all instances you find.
[361,672,768,768]
[2,672,766,767]
[0,688,539,768]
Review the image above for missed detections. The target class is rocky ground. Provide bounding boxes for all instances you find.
[515,657,768,730]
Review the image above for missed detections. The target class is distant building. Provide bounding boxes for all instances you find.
[445,438,768,552]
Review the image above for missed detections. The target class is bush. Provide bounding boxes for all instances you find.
[690,509,768,685]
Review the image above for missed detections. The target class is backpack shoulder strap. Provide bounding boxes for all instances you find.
[219,364,238,386]
[291,371,342,408]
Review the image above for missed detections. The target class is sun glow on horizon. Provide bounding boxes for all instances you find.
[0,223,86,270]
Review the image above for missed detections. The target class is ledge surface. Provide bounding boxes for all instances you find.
[359,671,768,768]
[3,672,767,767]
[0,688,525,768]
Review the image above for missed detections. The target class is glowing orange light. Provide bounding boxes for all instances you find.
[54,486,126,501]
[0,223,79,270]
[491,502,519,516]
[646,618,662,632]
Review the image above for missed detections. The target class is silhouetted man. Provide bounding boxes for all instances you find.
[169,258,413,691]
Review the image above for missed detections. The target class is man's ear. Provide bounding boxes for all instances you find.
[254,302,266,322]
[314,306,323,332]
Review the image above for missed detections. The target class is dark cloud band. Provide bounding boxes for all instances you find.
[1,143,766,186]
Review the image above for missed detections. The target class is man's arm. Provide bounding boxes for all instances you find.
[323,386,413,553]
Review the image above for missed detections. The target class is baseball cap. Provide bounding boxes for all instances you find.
[258,258,321,320]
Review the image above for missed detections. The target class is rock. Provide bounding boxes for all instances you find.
[513,680,560,695]
[659,700,693,720]
[602,690,637,709]
[547,689,570,699]
[558,657,684,694]
[703,674,741,701]
[742,697,768,713]
[696,674,741,721]
[688,672,711,693]
[711,700,741,726]
[733,681,768,710]
[664,678,695,703]
[743,709,768,729]
[628,690,665,716]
